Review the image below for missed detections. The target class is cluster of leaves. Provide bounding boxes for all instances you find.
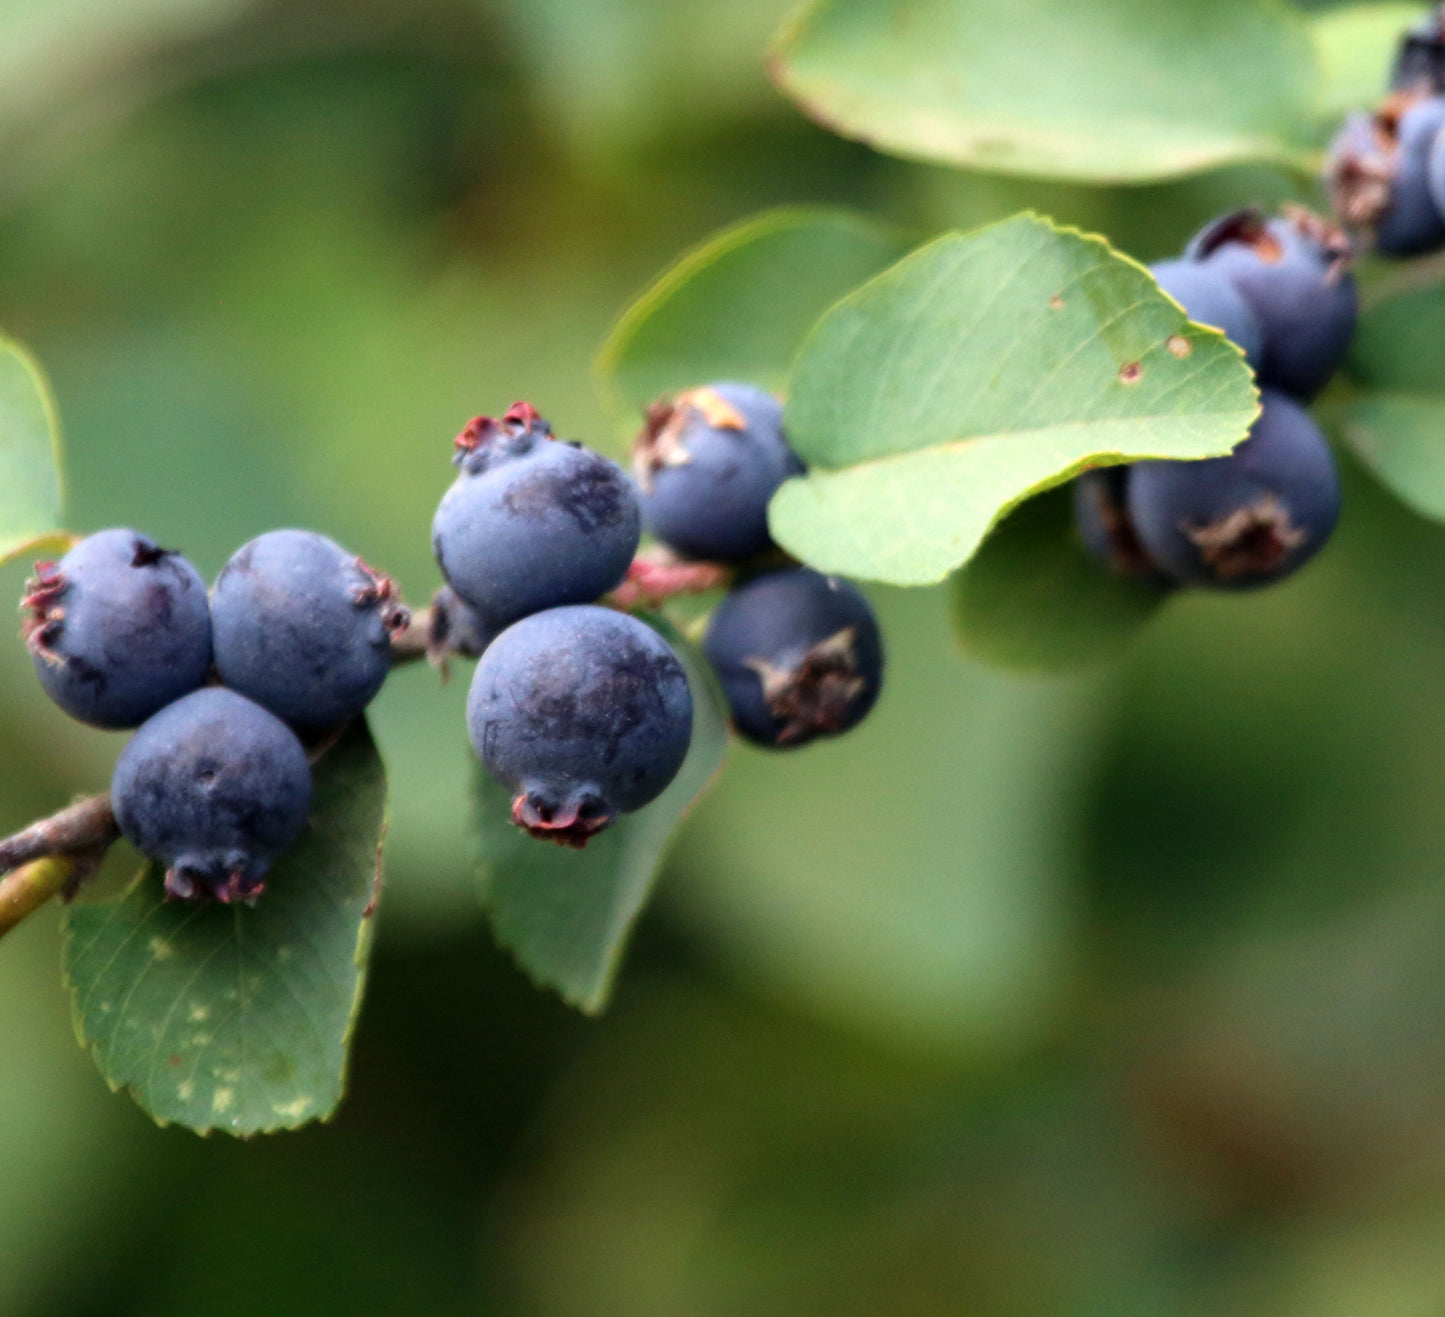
[2,0,1440,1137]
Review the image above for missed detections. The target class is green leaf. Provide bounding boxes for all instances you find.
[768,0,1316,183]
[597,207,909,431]
[0,336,65,564]
[476,622,730,1013]
[769,214,1261,585]
[1310,3,1429,124]
[63,719,387,1137]
[1341,264,1445,520]
[952,485,1169,672]
[1340,392,1445,521]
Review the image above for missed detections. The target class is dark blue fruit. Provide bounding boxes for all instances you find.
[1125,390,1340,590]
[1149,261,1263,367]
[432,402,641,627]
[1073,468,1174,585]
[428,584,499,660]
[1392,12,1445,94]
[22,529,212,729]
[211,529,408,732]
[703,568,883,749]
[1185,207,1357,401]
[633,382,803,562]
[467,606,693,846]
[1328,96,1445,257]
[111,687,312,905]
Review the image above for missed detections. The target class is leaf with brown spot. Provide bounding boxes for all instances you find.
[768,215,1260,585]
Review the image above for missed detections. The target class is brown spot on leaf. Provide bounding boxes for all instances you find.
[1048,294,1064,311]
[1119,362,1143,386]
[1167,336,1192,359]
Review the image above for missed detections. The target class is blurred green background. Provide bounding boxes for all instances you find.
[5,0,1445,1313]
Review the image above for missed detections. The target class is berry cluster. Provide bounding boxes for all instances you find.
[1079,10,1445,595]
[1075,208,1350,590]
[19,386,884,897]
[433,389,884,846]
[23,528,407,903]
[1327,10,1445,258]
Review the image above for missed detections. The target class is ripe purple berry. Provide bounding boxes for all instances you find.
[633,383,803,562]
[467,606,693,847]
[1326,94,1445,257]
[1125,390,1341,590]
[22,529,212,729]
[703,568,883,749]
[1185,207,1357,402]
[111,687,312,905]
[1073,468,1174,585]
[211,530,408,732]
[432,402,641,627]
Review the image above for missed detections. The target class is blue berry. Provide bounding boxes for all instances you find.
[633,383,803,562]
[1149,261,1263,367]
[1185,208,1357,401]
[1392,12,1445,94]
[1125,390,1340,590]
[467,606,693,847]
[432,402,641,627]
[22,529,212,729]
[111,687,312,905]
[428,584,499,660]
[1073,468,1174,585]
[211,529,407,732]
[1328,97,1445,257]
[703,568,883,749]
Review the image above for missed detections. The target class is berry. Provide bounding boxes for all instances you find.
[22,529,212,729]
[467,606,693,846]
[211,529,408,731]
[428,584,498,660]
[703,568,883,749]
[111,687,312,905]
[1073,467,1173,585]
[432,402,641,627]
[1125,390,1340,590]
[1149,261,1263,367]
[1327,95,1445,257]
[1392,10,1445,94]
[633,383,803,562]
[1185,207,1357,401]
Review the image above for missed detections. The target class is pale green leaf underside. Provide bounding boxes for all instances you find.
[63,720,387,1137]
[769,0,1316,182]
[770,214,1260,585]
[0,337,64,564]
[597,207,908,432]
[952,485,1168,672]
[477,623,730,1013]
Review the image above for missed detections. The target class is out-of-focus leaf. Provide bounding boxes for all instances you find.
[63,719,387,1136]
[476,622,730,1013]
[1342,268,1445,520]
[1310,3,1429,122]
[769,214,1260,585]
[596,207,909,434]
[768,0,1316,182]
[1341,392,1445,521]
[952,485,1169,672]
[0,336,64,564]
[666,586,1096,1057]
